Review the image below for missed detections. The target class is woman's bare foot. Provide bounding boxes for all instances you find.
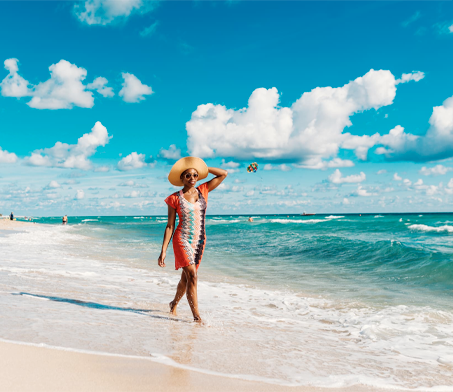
[169,300,177,315]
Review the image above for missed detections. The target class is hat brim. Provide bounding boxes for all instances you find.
[168,157,209,186]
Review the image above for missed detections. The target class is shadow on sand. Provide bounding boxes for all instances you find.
[13,292,190,323]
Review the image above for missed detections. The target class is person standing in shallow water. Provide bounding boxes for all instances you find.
[158,157,227,322]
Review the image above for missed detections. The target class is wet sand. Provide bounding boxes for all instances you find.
[0,340,383,392]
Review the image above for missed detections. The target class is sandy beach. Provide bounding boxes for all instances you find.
[0,219,35,231]
[0,340,379,392]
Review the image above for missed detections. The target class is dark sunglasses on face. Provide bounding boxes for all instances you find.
[184,173,199,179]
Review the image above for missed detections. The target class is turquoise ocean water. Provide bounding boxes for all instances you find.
[1,213,452,389]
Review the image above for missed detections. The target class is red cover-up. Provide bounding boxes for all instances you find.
[164,182,209,270]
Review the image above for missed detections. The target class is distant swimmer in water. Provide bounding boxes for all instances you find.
[62,215,68,224]
[158,157,227,322]
[248,217,253,222]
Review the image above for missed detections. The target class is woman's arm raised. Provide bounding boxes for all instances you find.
[158,205,177,268]
[206,167,228,192]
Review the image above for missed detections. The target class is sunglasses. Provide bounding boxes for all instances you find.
[184,173,199,179]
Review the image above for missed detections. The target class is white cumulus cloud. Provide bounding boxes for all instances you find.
[1,58,99,109]
[328,169,366,184]
[119,72,153,103]
[419,164,452,176]
[395,71,425,85]
[0,58,31,97]
[124,190,140,198]
[413,179,428,191]
[393,173,403,181]
[119,180,135,187]
[445,179,453,194]
[221,159,240,173]
[186,69,416,167]
[28,60,95,109]
[75,190,85,200]
[118,180,148,188]
[341,133,381,161]
[297,158,354,170]
[263,163,292,171]
[158,144,181,161]
[26,121,111,170]
[94,165,110,172]
[87,76,114,97]
[375,125,419,157]
[117,152,147,171]
[377,95,453,162]
[74,0,156,25]
[1,58,148,110]
[46,181,61,189]
[353,185,376,197]
[426,185,439,196]
[221,159,240,169]
[0,147,18,163]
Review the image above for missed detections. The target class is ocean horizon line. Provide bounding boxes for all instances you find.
[3,212,453,219]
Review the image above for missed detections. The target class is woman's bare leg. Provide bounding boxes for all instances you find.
[183,264,201,322]
[169,270,187,315]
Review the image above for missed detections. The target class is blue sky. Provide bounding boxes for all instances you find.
[1,1,453,216]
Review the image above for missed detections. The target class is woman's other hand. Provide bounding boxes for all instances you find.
[158,252,166,268]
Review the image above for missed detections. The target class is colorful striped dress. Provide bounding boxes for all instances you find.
[164,182,209,270]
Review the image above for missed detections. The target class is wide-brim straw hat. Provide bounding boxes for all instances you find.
[168,157,209,186]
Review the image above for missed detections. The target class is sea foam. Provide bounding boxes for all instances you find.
[270,219,325,224]
[409,224,453,233]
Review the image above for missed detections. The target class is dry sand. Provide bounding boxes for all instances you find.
[0,219,36,231]
[0,341,383,392]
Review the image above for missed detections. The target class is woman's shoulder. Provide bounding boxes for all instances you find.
[164,191,180,208]
[197,182,209,191]
[167,190,181,200]
[197,182,209,200]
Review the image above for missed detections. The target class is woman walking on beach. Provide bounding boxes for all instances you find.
[158,157,227,322]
